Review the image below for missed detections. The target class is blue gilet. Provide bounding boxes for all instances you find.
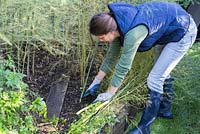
[108,2,190,52]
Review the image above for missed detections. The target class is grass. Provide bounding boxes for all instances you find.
[152,42,200,134]
[128,42,200,134]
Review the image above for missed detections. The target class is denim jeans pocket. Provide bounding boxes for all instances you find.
[178,18,197,51]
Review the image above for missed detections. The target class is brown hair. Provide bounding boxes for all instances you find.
[89,12,117,36]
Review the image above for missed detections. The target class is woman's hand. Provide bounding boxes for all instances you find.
[92,85,118,103]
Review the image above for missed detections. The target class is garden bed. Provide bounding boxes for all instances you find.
[25,48,102,133]
[25,47,144,134]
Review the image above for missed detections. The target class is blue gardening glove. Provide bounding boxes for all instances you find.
[83,77,102,97]
[93,92,114,103]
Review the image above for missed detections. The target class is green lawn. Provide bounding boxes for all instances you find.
[151,42,200,134]
[127,42,200,134]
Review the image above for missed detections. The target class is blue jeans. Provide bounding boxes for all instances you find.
[147,16,197,94]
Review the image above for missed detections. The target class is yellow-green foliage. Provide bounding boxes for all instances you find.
[68,101,116,134]
[0,60,47,134]
[0,0,180,55]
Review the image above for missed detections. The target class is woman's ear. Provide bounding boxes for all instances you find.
[112,30,120,38]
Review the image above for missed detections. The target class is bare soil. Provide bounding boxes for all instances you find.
[25,48,102,133]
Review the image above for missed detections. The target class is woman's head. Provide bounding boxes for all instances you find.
[89,12,117,36]
[89,12,119,43]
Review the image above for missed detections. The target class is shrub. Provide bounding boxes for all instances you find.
[0,59,47,134]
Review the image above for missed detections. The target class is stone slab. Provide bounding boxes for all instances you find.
[46,75,70,118]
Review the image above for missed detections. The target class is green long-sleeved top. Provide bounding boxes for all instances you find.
[100,25,148,88]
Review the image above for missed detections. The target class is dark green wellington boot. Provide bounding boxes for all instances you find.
[158,78,174,119]
[128,90,161,134]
